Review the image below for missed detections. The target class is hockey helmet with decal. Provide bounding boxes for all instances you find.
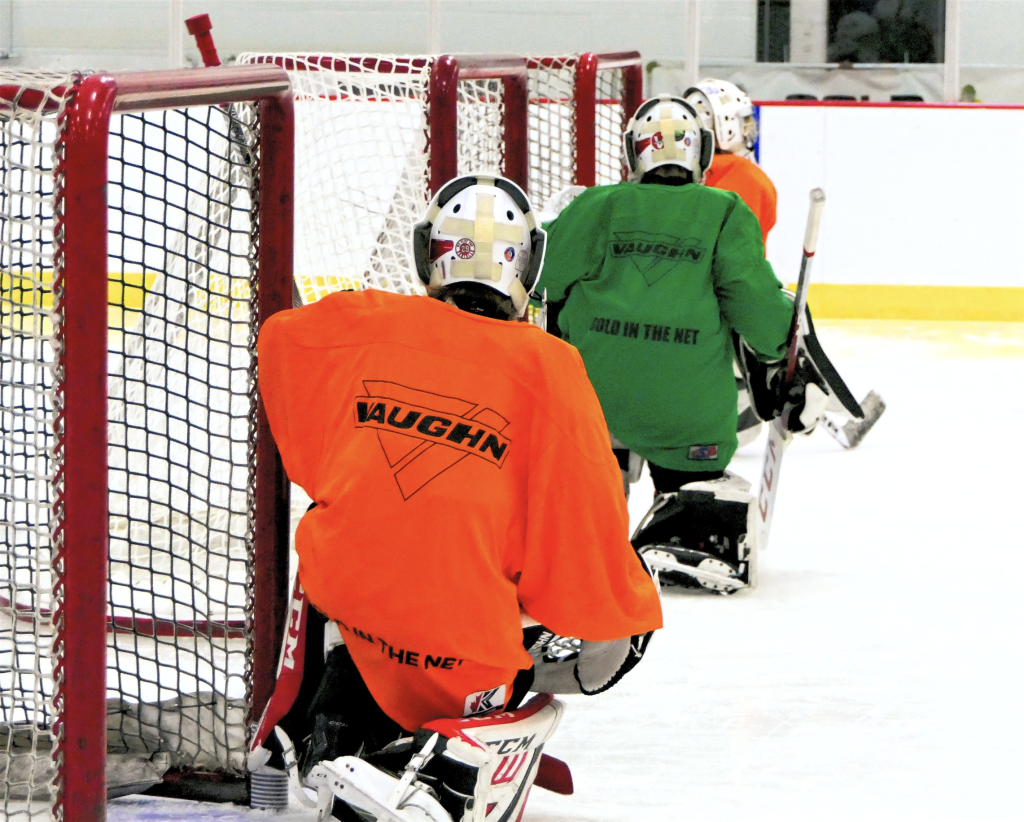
[623,94,714,184]
[684,79,758,156]
[412,174,546,318]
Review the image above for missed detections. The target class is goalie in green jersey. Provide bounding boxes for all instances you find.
[540,95,831,593]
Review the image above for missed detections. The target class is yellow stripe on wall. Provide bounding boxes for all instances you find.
[787,284,1024,322]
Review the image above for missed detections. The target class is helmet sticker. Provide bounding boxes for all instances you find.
[504,247,515,262]
[455,238,476,259]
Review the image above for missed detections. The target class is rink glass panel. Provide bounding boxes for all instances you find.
[0,75,261,820]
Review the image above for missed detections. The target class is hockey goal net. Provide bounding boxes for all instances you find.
[0,66,293,821]
[526,52,643,206]
[235,53,529,303]
[233,52,642,305]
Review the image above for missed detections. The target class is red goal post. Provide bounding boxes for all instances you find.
[0,66,293,821]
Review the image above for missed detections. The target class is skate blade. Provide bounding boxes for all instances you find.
[641,546,747,594]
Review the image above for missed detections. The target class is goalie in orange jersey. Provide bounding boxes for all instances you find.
[685,78,776,245]
[247,174,662,822]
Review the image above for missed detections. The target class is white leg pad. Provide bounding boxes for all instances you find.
[307,754,452,822]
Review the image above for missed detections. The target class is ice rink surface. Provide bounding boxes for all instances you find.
[110,320,1024,822]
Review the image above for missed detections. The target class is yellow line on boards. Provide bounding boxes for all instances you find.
[788,284,1024,322]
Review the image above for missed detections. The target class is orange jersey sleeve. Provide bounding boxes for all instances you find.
[704,153,777,246]
[257,290,662,730]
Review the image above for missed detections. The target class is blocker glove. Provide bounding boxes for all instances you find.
[525,629,654,696]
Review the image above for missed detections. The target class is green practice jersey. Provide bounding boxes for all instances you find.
[541,182,792,472]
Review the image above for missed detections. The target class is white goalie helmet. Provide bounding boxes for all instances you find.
[684,79,758,155]
[623,94,714,183]
[412,174,545,318]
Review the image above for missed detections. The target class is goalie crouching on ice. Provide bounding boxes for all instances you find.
[539,95,847,595]
[250,174,663,822]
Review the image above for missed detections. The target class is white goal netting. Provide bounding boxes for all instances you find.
[236,54,507,303]
[0,72,265,819]
[232,53,635,312]
[526,55,633,206]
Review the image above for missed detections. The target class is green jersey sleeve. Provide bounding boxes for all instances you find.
[711,197,792,360]
[538,191,604,303]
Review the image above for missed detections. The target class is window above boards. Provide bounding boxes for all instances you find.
[757,0,945,64]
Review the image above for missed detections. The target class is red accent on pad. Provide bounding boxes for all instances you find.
[421,693,555,751]
[249,577,309,752]
[535,754,574,795]
[491,752,528,785]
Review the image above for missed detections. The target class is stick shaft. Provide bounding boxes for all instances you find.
[756,188,825,551]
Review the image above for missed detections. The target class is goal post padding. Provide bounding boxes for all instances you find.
[0,66,293,822]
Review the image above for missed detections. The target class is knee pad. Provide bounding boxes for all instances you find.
[418,694,565,822]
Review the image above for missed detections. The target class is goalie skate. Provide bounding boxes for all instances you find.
[306,734,451,822]
[640,543,747,594]
[633,472,757,594]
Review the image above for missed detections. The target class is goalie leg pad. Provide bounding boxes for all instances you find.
[632,471,757,593]
[308,695,565,822]
[248,576,317,771]
[420,694,565,822]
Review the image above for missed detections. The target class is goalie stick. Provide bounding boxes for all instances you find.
[822,390,886,449]
[756,188,826,552]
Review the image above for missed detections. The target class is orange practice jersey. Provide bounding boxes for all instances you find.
[258,289,662,731]
[704,153,777,245]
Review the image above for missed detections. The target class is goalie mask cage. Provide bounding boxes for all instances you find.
[0,66,293,822]
[235,53,529,304]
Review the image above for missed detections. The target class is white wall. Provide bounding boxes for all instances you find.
[2,1,1023,98]
[0,0,691,71]
[759,103,1024,288]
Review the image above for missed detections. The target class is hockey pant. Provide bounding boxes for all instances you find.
[612,432,726,498]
